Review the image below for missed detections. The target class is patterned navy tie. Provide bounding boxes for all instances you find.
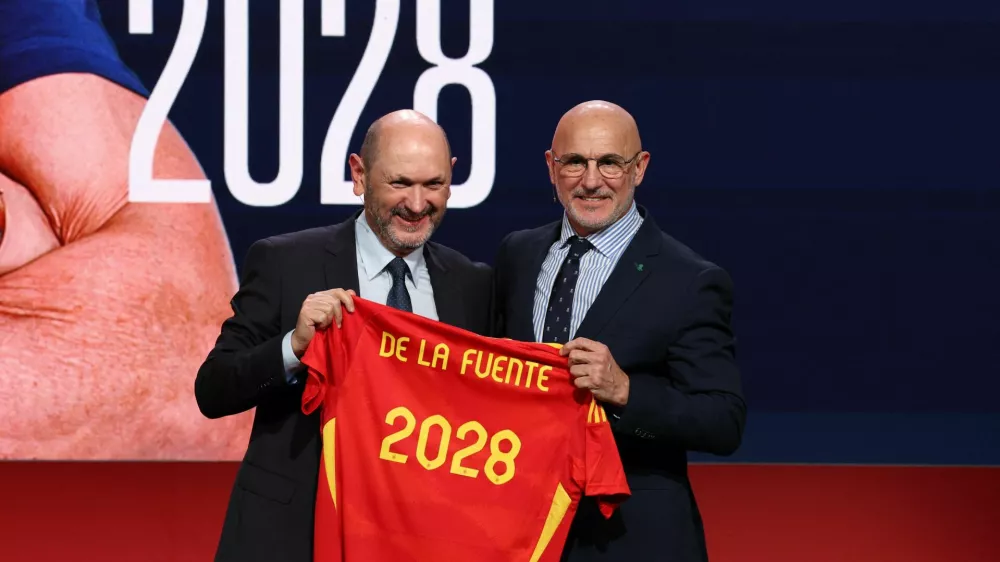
[542,236,594,343]
[384,257,413,313]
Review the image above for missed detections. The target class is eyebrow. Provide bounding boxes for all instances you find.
[388,175,446,184]
[561,152,626,159]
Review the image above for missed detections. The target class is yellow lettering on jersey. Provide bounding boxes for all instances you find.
[383,332,449,371]
[474,351,496,378]
[536,365,551,392]
[504,357,524,385]
[378,331,409,362]
[490,356,508,383]
[417,339,432,366]
[403,343,551,391]
[379,331,395,357]
[524,361,539,388]
[378,406,522,485]
[457,349,551,392]
[456,350,551,393]
[431,343,449,370]
[460,348,477,375]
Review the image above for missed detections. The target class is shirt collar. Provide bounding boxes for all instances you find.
[355,213,427,286]
[558,201,642,256]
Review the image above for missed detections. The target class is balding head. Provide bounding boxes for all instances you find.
[551,100,642,157]
[545,100,650,236]
[348,110,456,256]
[360,109,452,173]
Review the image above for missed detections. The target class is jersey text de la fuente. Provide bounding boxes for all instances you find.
[376,329,555,393]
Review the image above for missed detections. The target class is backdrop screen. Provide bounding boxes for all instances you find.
[0,0,997,461]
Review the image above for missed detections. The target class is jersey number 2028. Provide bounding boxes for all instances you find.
[379,405,521,485]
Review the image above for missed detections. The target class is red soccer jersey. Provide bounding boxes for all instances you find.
[301,298,630,562]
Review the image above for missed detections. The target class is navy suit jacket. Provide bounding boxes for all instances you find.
[494,206,746,562]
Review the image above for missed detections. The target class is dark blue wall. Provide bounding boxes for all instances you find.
[99,0,1000,464]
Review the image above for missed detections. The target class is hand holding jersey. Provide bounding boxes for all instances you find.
[561,338,630,407]
[291,288,357,358]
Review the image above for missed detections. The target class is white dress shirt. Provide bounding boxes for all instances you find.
[281,213,438,380]
[532,202,644,342]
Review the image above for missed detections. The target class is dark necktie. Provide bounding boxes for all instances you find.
[542,236,593,343]
[385,257,412,313]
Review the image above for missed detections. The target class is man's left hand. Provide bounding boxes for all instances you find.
[560,338,629,406]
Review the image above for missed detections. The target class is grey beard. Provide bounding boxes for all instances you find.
[567,190,634,233]
[371,209,435,251]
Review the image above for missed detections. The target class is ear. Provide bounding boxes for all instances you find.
[632,151,651,187]
[441,156,457,201]
[544,150,557,185]
[348,153,366,196]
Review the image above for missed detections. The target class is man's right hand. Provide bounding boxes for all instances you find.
[291,289,357,358]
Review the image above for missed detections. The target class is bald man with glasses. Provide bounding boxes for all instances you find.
[493,100,746,561]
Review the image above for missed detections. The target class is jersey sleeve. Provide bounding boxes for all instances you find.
[300,326,341,416]
[583,396,631,517]
[300,304,374,415]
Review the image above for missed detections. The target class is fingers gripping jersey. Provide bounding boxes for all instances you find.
[301,298,630,562]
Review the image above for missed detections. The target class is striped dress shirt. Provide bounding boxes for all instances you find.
[532,202,644,342]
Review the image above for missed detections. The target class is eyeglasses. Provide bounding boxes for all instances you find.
[551,150,643,179]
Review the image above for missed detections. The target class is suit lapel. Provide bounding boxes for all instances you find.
[425,244,466,330]
[323,215,362,294]
[574,214,662,340]
[511,223,560,341]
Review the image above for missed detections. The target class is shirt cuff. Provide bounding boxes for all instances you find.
[281,330,304,384]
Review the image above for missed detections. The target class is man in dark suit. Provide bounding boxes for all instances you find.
[194,110,493,562]
[494,100,746,561]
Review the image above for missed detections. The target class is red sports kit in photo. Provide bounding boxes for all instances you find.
[301,298,630,561]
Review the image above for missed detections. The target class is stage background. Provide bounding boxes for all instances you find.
[2,0,999,559]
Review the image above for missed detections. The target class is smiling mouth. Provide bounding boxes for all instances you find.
[393,214,429,228]
[576,195,609,202]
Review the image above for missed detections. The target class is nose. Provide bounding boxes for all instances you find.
[581,161,604,190]
[403,185,428,213]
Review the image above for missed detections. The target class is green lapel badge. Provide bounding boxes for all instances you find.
[635,263,644,272]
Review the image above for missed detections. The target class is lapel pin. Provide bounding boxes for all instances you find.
[635,263,644,272]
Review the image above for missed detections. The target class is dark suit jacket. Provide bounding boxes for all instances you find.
[194,212,493,562]
[494,206,746,562]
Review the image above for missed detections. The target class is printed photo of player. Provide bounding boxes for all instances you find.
[0,0,252,459]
